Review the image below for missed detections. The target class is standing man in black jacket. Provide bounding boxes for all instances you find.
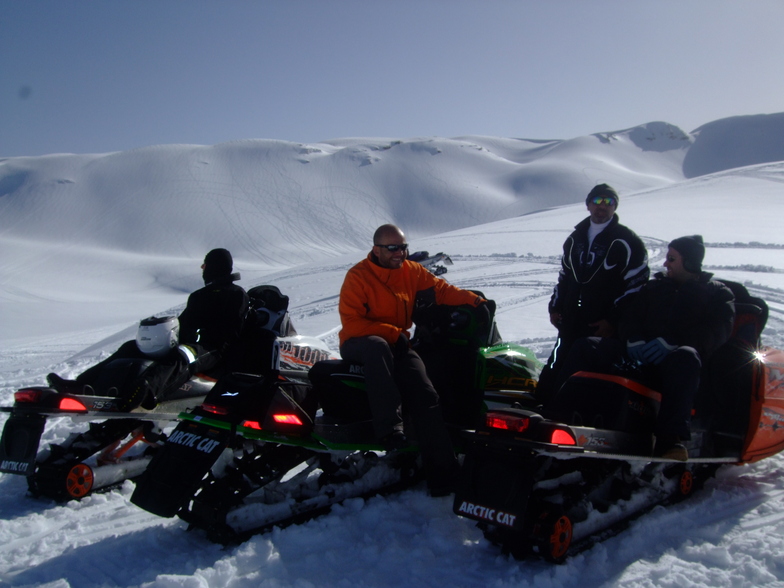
[538,184,649,402]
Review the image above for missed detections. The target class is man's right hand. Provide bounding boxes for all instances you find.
[393,333,409,358]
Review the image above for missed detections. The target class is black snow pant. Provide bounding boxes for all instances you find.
[76,340,219,409]
[340,335,458,484]
[557,337,701,440]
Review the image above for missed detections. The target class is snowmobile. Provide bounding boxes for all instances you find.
[0,285,334,502]
[130,295,544,544]
[453,280,784,563]
[408,251,453,277]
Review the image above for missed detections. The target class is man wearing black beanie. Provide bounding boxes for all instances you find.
[668,235,705,275]
[49,248,250,410]
[538,183,649,402]
[179,248,248,348]
[557,235,735,460]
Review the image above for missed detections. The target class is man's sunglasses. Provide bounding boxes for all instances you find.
[590,196,617,206]
[375,243,409,252]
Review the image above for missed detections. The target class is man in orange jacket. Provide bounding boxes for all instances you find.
[339,224,486,496]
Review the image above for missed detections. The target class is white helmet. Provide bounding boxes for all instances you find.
[135,316,180,358]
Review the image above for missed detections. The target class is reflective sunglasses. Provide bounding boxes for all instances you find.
[590,196,617,206]
[375,243,409,252]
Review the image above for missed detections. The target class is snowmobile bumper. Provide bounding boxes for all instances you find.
[131,415,232,517]
[0,412,47,475]
[0,387,88,476]
[452,407,654,531]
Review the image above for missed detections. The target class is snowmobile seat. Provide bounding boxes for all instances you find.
[309,359,373,423]
[720,279,768,341]
[546,371,661,434]
[694,280,768,451]
[225,324,279,376]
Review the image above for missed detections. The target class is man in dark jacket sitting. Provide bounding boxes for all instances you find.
[555,235,735,460]
[49,248,250,409]
[136,248,250,407]
[177,248,250,370]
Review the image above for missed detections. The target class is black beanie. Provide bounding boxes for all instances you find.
[668,235,705,274]
[586,183,619,205]
[203,248,233,283]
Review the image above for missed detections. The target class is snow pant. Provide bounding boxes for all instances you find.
[538,330,598,405]
[557,337,701,440]
[340,335,458,483]
[537,334,571,405]
[76,340,220,408]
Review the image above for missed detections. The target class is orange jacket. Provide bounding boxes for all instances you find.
[339,253,484,347]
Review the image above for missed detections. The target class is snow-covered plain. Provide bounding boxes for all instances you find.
[1,113,784,587]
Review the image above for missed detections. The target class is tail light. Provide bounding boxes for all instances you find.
[201,403,229,416]
[550,428,576,445]
[272,414,304,426]
[14,389,42,403]
[59,397,88,411]
[241,414,304,430]
[485,412,530,433]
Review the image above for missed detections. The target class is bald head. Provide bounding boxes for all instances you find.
[373,224,405,244]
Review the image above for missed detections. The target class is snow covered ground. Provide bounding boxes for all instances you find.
[1,114,784,587]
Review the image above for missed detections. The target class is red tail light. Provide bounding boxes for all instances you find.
[550,429,576,445]
[273,414,304,426]
[59,397,87,411]
[486,412,530,433]
[201,403,229,416]
[14,389,42,403]
[241,421,262,430]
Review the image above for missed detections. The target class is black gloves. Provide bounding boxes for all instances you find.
[393,333,410,358]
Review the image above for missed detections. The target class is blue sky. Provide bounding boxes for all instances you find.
[2,0,783,157]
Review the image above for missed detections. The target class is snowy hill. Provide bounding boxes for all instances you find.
[1,113,784,587]
[2,112,783,345]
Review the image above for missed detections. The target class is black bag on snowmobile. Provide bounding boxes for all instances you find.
[247,285,297,337]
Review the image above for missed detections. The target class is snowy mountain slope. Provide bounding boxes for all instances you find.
[2,113,783,346]
[684,112,784,178]
[1,114,784,587]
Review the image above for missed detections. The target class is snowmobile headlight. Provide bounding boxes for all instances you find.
[485,412,530,433]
